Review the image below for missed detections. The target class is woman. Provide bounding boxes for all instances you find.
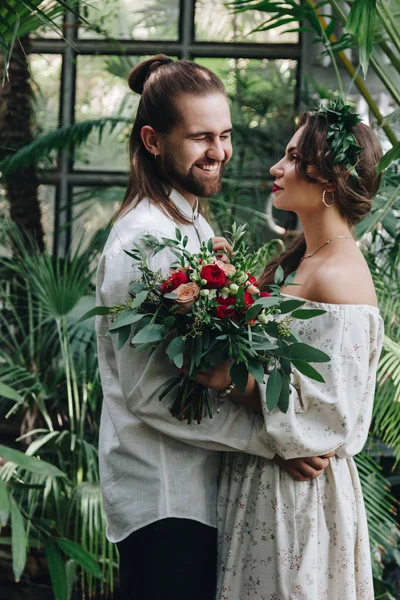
[193,104,384,599]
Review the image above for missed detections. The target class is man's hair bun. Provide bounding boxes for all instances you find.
[128,54,174,94]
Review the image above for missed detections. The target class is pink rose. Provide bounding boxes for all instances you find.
[215,259,236,276]
[174,282,200,314]
[247,284,260,295]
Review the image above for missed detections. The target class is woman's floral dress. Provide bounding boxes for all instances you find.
[217,301,384,600]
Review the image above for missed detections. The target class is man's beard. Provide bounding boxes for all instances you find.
[163,152,225,198]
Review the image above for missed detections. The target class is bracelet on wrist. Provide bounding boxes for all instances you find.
[218,381,236,399]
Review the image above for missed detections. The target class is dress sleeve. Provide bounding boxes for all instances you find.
[97,228,275,459]
[258,306,384,459]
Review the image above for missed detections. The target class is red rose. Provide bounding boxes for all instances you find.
[200,264,226,289]
[215,295,237,319]
[244,292,255,307]
[160,271,189,293]
[247,275,257,285]
[259,291,271,298]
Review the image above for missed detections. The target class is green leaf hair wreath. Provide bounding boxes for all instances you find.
[312,97,363,177]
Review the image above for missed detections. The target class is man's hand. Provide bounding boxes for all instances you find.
[274,452,335,481]
[212,236,232,258]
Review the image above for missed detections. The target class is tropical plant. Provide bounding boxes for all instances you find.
[0,223,117,599]
[0,0,84,82]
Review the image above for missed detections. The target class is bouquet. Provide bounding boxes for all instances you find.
[84,225,330,423]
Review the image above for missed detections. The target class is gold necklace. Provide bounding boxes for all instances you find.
[301,235,353,261]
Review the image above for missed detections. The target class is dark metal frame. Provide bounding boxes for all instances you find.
[29,0,302,254]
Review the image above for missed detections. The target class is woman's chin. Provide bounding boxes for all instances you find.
[273,197,292,211]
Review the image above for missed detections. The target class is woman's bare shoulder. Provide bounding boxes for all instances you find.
[307,253,378,306]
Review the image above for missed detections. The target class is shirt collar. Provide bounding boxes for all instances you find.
[169,188,199,222]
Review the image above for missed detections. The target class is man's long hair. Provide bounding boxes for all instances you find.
[115,55,226,224]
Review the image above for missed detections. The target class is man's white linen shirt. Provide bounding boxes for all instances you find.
[96,189,273,543]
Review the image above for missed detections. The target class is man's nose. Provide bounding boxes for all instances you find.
[206,138,225,162]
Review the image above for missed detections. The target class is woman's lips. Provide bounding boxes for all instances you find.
[272,184,283,193]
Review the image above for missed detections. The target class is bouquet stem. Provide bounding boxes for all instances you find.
[159,376,214,424]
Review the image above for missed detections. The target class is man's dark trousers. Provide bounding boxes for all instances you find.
[117,517,217,600]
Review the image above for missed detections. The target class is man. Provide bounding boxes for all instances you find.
[96,55,329,600]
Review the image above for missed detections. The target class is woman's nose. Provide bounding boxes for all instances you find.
[270,160,283,177]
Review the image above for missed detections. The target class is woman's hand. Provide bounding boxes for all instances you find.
[274,451,335,481]
[181,361,232,391]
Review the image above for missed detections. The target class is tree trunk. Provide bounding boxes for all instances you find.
[0,35,45,251]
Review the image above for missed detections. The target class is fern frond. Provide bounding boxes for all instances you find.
[0,117,131,176]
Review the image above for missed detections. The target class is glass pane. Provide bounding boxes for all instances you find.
[74,55,141,172]
[30,55,62,133]
[195,0,299,43]
[39,185,56,253]
[30,55,62,170]
[79,0,179,40]
[70,187,124,255]
[195,58,297,249]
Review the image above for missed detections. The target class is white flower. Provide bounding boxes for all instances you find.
[208,289,217,300]
[258,312,274,325]
[201,278,207,285]
[229,283,239,295]
[200,289,210,297]
[190,272,199,282]
[237,273,248,284]
[220,287,230,299]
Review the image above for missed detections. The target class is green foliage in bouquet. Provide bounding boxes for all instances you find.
[82,225,330,423]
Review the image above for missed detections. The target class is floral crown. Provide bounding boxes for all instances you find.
[312,97,363,177]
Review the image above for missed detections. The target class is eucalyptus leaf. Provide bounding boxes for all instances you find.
[266,368,282,411]
[118,326,131,350]
[248,360,265,384]
[131,323,165,345]
[109,310,144,331]
[284,271,297,286]
[278,299,305,314]
[230,362,249,395]
[131,290,149,309]
[254,296,281,309]
[164,316,176,328]
[274,265,284,285]
[277,375,290,413]
[129,282,145,294]
[289,343,330,363]
[292,360,325,383]
[77,306,110,323]
[291,309,326,320]
[245,303,263,322]
[166,337,186,367]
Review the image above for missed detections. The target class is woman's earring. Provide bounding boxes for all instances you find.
[322,189,335,207]
[154,153,157,159]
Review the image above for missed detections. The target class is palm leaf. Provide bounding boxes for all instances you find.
[0,0,85,82]
[345,0,377,77]
[0,117,131,177]
[355,450,399,554]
